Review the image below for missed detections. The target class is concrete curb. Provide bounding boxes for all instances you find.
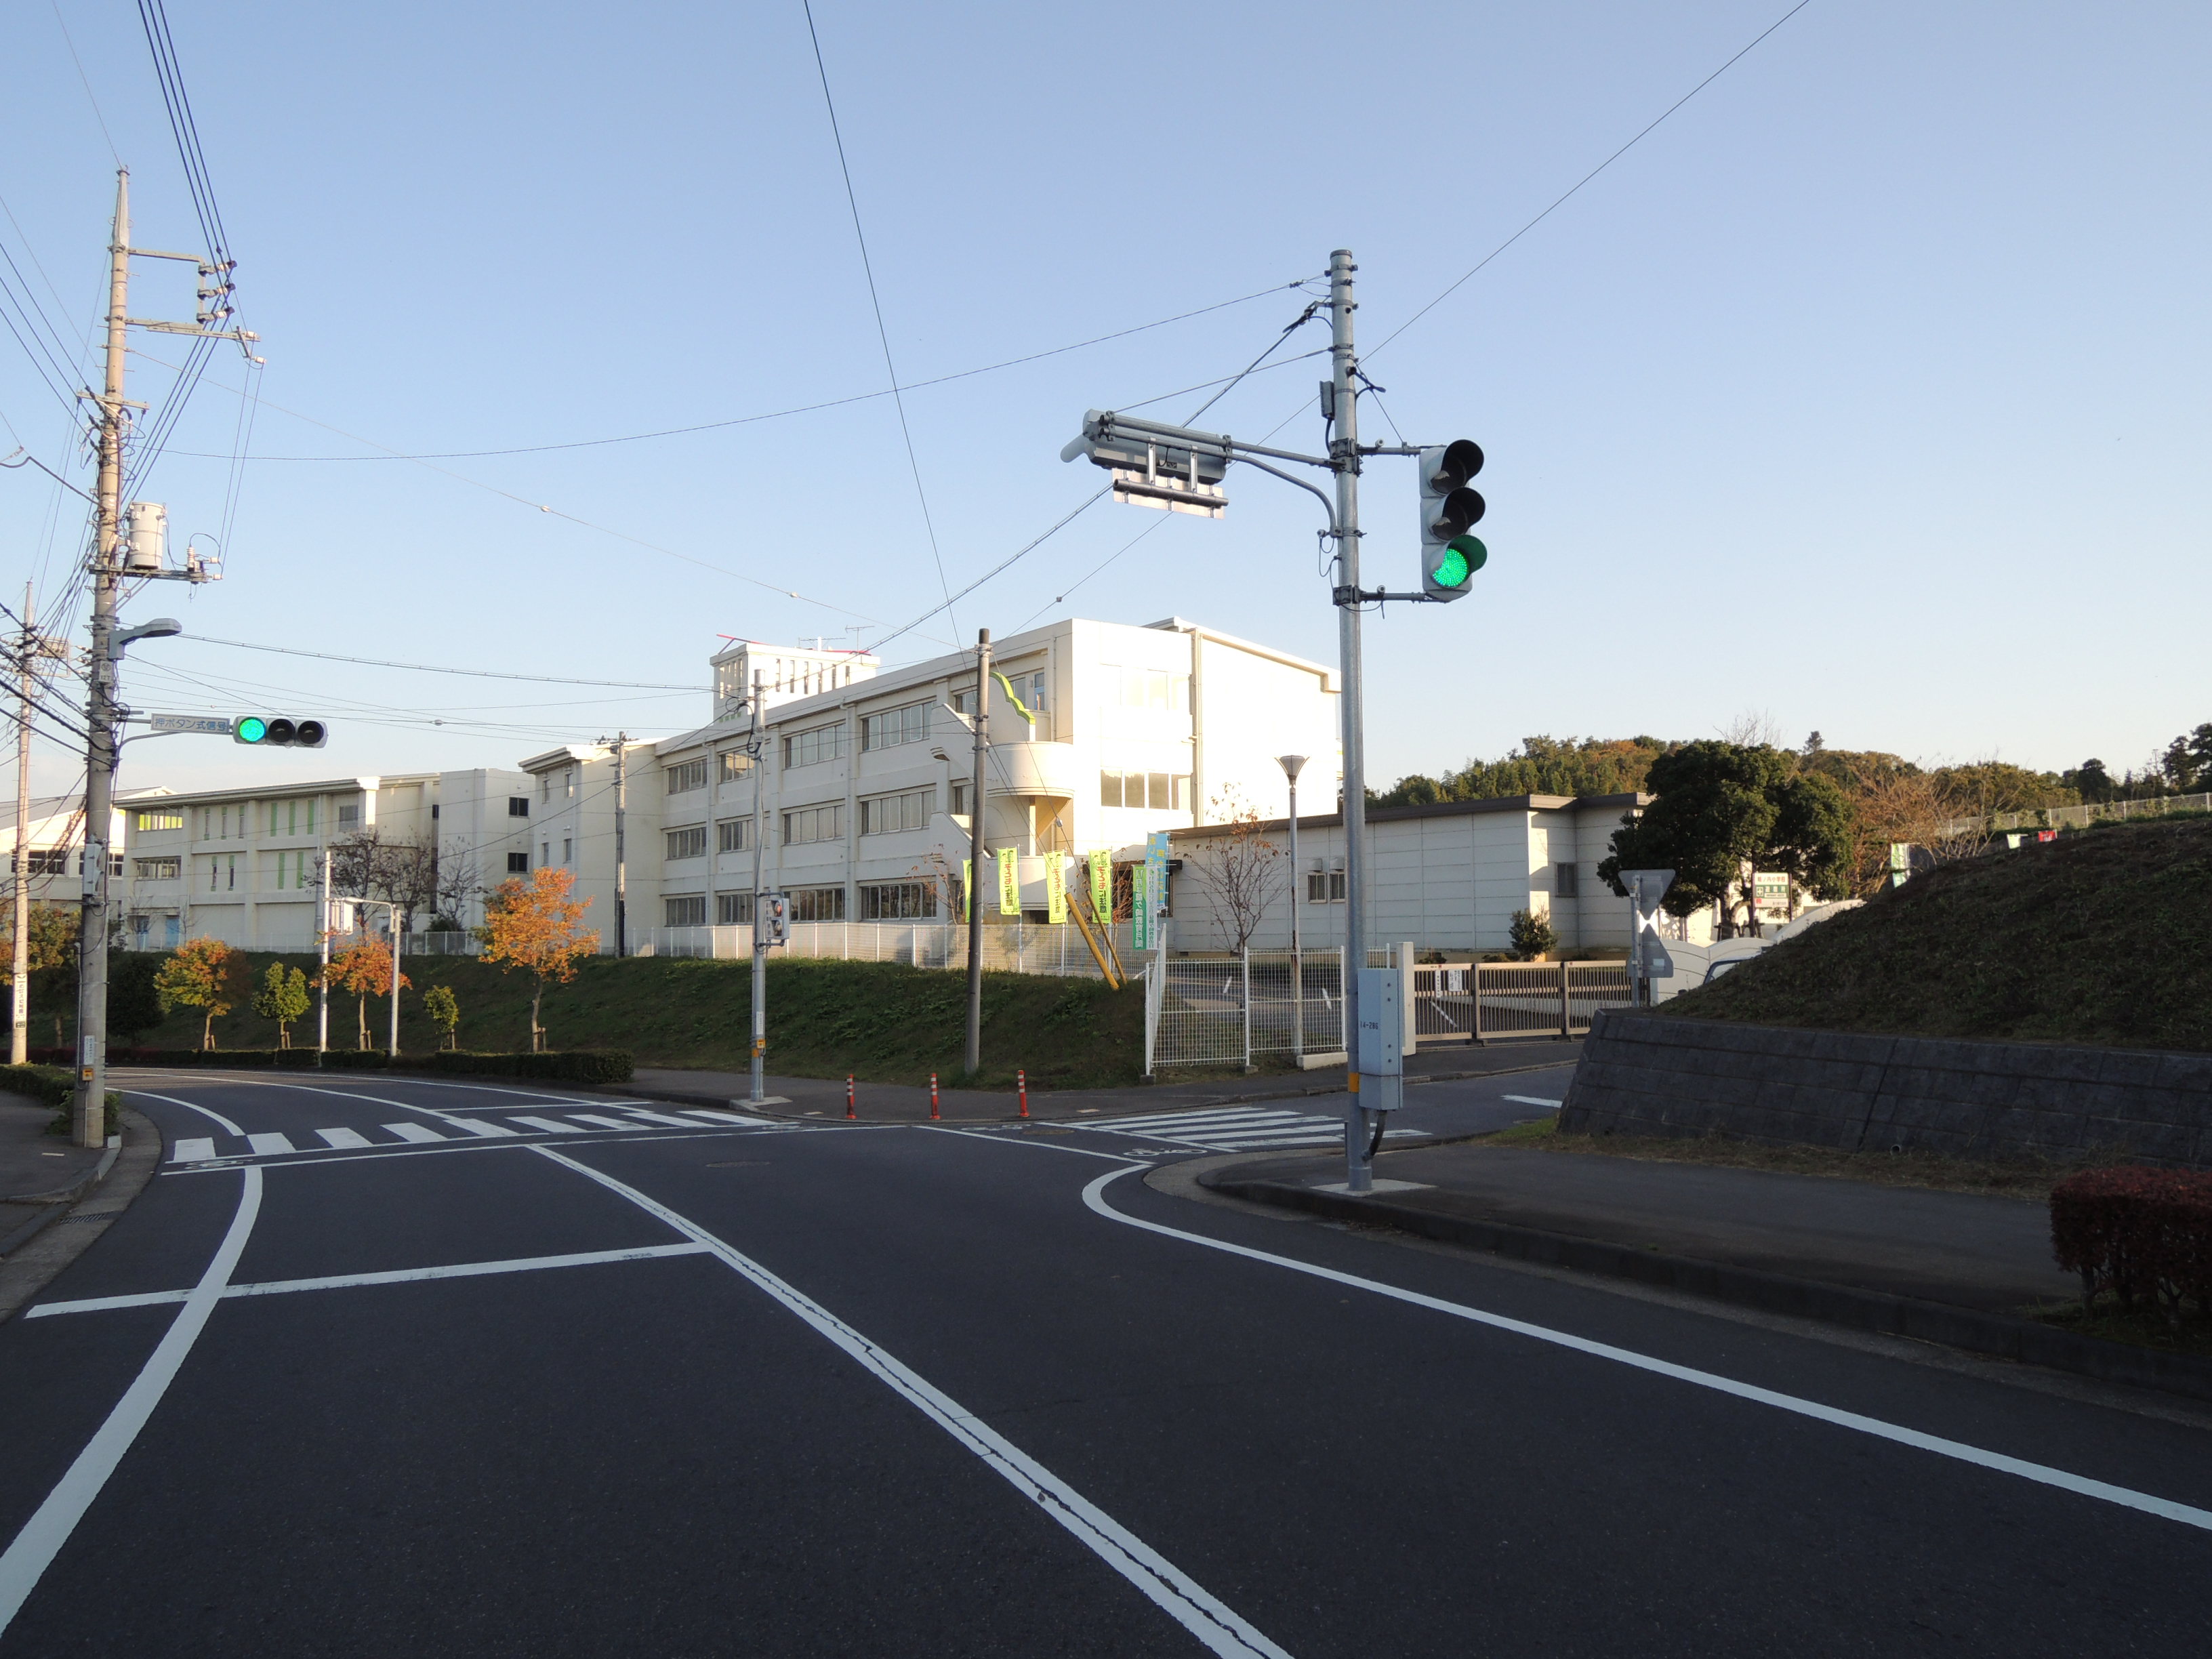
[1204,1172,2212,1406]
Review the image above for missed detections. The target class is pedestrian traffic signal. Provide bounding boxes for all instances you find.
[1417,440,1486,601]
[232,716,327,747]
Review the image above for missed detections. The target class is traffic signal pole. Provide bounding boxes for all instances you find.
[1324,249,1378,1195]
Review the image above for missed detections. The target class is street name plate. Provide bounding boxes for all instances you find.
[150,714,232,734]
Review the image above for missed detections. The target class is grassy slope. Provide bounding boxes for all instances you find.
[1664,817,2212,1052]
[129,954,1153,1089]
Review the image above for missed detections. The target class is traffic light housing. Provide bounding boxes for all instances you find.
[232,716,328,748]
[1418,440,1486,600]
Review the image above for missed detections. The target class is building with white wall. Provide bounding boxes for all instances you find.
[1169,792,1697,958]
[4,792,151,913]
[119,769,531,949]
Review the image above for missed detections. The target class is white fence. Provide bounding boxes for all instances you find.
[1940,790,2212,837]
[629,920,1145,978]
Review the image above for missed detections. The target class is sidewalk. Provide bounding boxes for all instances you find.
[1202,1138,2212,1403]
[624,1039,1581,1124]
[0,1093,112,1258]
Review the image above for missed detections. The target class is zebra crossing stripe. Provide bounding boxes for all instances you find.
[510,1115,588,1134]
[447,1118,518,1138]
[382,1123,447,1143]
[169,1138,216,1164]
[245,1132,294,1155]
[314,1128,372,1149]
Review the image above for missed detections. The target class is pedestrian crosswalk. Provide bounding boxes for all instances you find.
[1071,1104,1427,1153]
[167,1105,783,1164]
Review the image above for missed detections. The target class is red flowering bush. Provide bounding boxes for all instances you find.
[2050,1167,2212,1319]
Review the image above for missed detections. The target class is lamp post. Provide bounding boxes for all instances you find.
[1277,755,1307,1063]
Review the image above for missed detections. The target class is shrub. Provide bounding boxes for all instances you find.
[420,1050,632,1084]
[0,1062,76,1108]
[2050,1166,2212,1318]
[1508,908,1559,962]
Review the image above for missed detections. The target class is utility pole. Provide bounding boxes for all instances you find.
[316,852,331,1061]
[1324,249,1378,1193]
[747,672,768,1106]
[613,732,628,958]
[1277,754,1307,1065]
[12,585,36,1067]
[69,171,135,1150]
[963,629,990,1076]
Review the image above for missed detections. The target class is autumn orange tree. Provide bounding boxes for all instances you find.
[153,938,243,1051]
[320,941,412,1051]
[476,868,598,1052]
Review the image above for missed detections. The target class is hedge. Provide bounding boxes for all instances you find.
[2050,1166,2212,1318]
[0,1063,76,1109]
[83,1047,633,1083]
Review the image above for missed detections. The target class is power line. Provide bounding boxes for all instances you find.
[167,634,709,691]
[865,489,1109,657]
[168,282,1313,463]
[1368,0,1818,361]
[47,1,122,166]
[801,0,956,637]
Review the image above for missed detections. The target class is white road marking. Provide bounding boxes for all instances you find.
[447,1118,518,1138]
[1073,1104,1351,1152]
[1502,1094,1563,1108]
[1079,1168,2212,1535]
[245,1132,295,1155]
[26,1242,714,1318]
[510,1115,587,1134]
[567,1113,643,1131]
[680,1109,764,1125]
[533,1145,1290,1658]
[125,1088,245,1136]
[314,1128,373,1149]
[616,1109,707,1128]
[168,1137,216,1164]
[0,1166,262,1636]
[382,1122,447,1143]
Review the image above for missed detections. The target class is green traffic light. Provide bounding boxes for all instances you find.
[238,716,267,743]
[1436,536,1488,588]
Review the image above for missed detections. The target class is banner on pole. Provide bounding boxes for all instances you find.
[1088,848,1111,922]
[1145,830,1169,939]
[961,859,970,922]
[1046,853,1066,924]
[997,846,1019,916]
[1130,867,1151,950]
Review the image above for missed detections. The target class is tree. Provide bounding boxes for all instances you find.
[1376,735,1671,807]
[1181,790,1285,954]
[2064,759,2116,804]
[1597,741,1853,925]
[1,904,84,1046]
[2160,723,2212,792]
[320,941,411,1051]
[251,962,312,1048]
[327,830,476,935]
[476,868,598,1052]
[423,983,460,1050]
[155,939,243,1051]
[1508,907,1557,962]
[108,950,167,1041]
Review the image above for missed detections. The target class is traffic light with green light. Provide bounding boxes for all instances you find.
[1417,440,1486,601]
[232,716,328,748]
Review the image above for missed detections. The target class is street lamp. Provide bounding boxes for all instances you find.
[1277,755,1307,1063]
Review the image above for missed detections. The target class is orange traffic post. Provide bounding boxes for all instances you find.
[1018,1068,1029,1119]
[846,1074,856,1119]
[930,1073,940,1120]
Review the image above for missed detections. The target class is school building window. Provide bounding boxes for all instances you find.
[859,788,932,836]
[134,808,184,832]
[860,702,930,752]
[716,892,754,925]
[508,851,530,873]
[666,758,709,794]
[717,819,750,853]
[718,750,753,782]
[665,825,708,860]
[859,881,937,920]
[781,804,844,845]
[663,895,708,927]
[134,857,182,880]
[1099,770,1189,810]
[782,724,846,769]
[789,886,846,922]
[1305,863,1345,903]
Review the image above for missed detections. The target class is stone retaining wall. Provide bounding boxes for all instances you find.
[1559,1012,2212,1168]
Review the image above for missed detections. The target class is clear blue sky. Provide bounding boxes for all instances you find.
[3,1,2207,801]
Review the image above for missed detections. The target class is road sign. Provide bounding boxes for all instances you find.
[148,713,232,735]
[1622,869,1675,1002]
[1062,410,1230,517]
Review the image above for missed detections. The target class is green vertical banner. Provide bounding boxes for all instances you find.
[960,859,971,921]
[1130,866,1151,950]
[1145,830,1170,943]
[1088,848,1111,921]
[998,846,1020,915]
[1046,853,1066,924]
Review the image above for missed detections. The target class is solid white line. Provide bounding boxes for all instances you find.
[168,1137,216,1164]
[25,1243,716,1318]
[245,1132,295,1155]
[0,1166,262,1636]
[1095,1110,1310,1131]
[382,1122,447,1143]
[531,1145,1287,1656]
[124,1088,245,1136]
[1502,1094,1564,1108]
[924,1126,1145,1164]
[510,1115,586,1134]
[314,1127,373,1149]
[446,1118,518,1138]
[1078,1168,2212,1534]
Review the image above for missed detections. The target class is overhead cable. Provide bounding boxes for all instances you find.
[168,634,709,691]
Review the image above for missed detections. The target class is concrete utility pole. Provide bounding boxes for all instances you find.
[12,586,37,1067]
[613,732,628,958]
[1277,754,1307,1065]
[747,672,768,1106]
[963,628,991,1076]
[68,170,136,1149]
[316,853,331,1061]
[1324,249,1377,1193]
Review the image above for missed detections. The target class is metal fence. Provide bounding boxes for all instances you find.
[1147,954,1633,1071]
[1938,791,2212,837]
[628,920,1143,978]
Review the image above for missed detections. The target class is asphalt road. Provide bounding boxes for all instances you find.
[0,1067,2207,1655]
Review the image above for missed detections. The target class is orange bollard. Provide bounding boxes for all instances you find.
[846,1074,856,1119]
[930,1073,940,1120]
[1018,1068,1029,1119]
